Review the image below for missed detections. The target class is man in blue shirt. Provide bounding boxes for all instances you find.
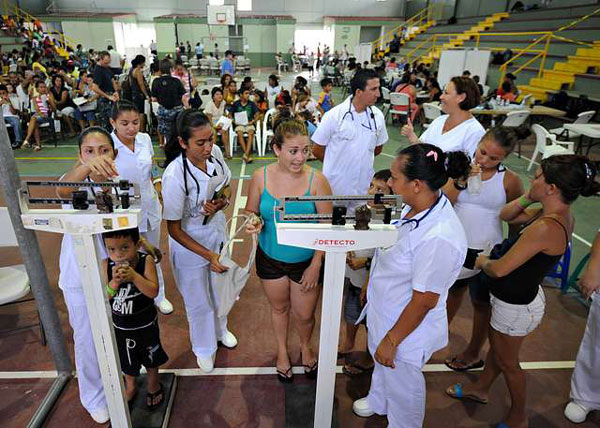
[195,42,204,60]
[221,50,234,76]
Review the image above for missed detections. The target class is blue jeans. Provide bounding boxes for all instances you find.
[4,115,22,142]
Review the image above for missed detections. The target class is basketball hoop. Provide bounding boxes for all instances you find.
[216,13,227,25]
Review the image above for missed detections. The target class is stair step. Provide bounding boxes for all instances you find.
[576,48,600,58]
[568,55,600,65]
[554,62,590,73]
[542,69,576,81]
[518,85,549,102]
[530,77,569,91]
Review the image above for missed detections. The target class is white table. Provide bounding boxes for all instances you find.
[564,123,600,154]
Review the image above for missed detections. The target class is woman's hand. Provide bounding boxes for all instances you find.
[401,117,418,144]
[203,198,228,215]
[475,254,490,270]
[374,335,397,368]
[299,261,321,293]
[83,155,119,179]
[245,214,263,234]
[208,251,229,273]
[469,163,482,177]
[579,266,600,299]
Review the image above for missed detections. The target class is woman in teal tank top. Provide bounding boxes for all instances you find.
[245,115,332,383]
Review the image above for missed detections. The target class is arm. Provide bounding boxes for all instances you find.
[91,82,117,102]
[112,78,120,101]
[374,145,383,156]
[499,191,541,225]
[504,169,525,204]
[114,256,159,298]
[243,168,263,234]
[167,220,226,273]
[401,117,420,144]
[580,232,600,299]
[57,156,119,198]
[311,144,325,161]
[135,70,149,98]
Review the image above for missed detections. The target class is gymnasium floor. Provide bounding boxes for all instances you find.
[1,70,599,427]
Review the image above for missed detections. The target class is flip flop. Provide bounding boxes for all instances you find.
[276,366,294,383]
[444,356,485,372]
[445,383,488,404]
[146,385,164,410]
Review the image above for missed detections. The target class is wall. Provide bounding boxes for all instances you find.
[333,24,361,53]
[51,0,404,23]
[59,19,116,50]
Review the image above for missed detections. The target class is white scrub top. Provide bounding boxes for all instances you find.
[362,193,467,367]
[312,96,388,202]
[420,114,485,158]
[162,146,230,267]
[112,132,161,233]
[58,179,108,291]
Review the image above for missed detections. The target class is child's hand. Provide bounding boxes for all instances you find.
[116,265,135,283]
[347,256,368,271]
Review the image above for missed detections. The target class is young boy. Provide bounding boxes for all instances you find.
[317,77,334,115]
[103,227,168,409]
[231,83,259,163]
[339,169,392,375]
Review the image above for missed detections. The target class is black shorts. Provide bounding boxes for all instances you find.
[256,245,313,284]
[114,320,169,376]
[450,273,490,304]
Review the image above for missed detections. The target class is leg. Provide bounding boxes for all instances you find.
[5,116,22,143]
[24,116,37,142]
[124,374,137,401]
[237,131,247,157]
[64,115,76,135]
[341,322,359,353]
[246,131,255,156]
[289,278,321,367]
[460,300,491,363]
[33,126,41,148]
[261,277,292,372]
[146,368,161,395]
[385,361,426,428]
[446,282,468,324]
[221,129,230,158]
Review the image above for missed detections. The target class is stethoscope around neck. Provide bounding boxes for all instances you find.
[396,192,446,232]
[182,152,225,198]
[339,96,378,135]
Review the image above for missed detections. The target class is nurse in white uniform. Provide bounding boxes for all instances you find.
[312,68,388,214]
[402,76,485,158]
[565,231,600,423]
[110,101,173,314]
[56,127,121,424]
[352,143,470,427]
[161,110,237,373]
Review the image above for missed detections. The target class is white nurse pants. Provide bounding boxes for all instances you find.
[570,294,600,410]
[171,251,227,359]
[63,287,107,413]
[366,330,426,427]
[141,226,167,304]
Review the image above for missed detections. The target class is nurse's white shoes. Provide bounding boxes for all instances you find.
[219,330,238,348]
[197,353,216,373]
[564,400,591,423]
[352,397,375,418]
[89,407,109,424]
[156,298,174,315]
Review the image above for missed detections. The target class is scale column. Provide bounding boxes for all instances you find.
[313,250,347,428]
[72,234,131,428]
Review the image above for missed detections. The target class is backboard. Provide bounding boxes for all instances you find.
[207,5,235,25]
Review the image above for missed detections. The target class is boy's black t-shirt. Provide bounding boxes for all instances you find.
[151,76,185,109]
[92,65,115,94]
[107,252,157,329]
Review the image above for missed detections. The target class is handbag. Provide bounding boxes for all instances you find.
[211,215,257,318]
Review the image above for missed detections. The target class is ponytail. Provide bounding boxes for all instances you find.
[162,109,212,168]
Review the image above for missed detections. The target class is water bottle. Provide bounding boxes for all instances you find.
[467,167,482,194]
[496,95,502,106]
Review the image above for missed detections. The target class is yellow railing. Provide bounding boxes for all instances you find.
[371,5,432,51]
[556,7,600,32]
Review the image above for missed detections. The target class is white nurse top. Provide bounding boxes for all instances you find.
[420,114,485,158]
[161,146,230,266]
[363,193,467,367]
[312,96,388,200]
[112,132,161,233]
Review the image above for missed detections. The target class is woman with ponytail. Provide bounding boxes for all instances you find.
[161,109,237,373]
[443,126,527,372]
[352,143,470,427]
[244,113,332,383]
[447,155,599,428]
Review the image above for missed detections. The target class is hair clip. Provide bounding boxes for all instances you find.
[425,150,438,162]
[584,162,593,180]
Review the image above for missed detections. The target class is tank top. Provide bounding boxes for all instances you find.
[258,166,317,263]
[107,252,157,329]
[454,166,507,279]
[489,214,569,305]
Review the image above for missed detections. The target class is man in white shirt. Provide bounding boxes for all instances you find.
[107,45,122,75]
[312,68,389,213]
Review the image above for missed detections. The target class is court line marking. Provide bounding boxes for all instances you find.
[0,361,576,379]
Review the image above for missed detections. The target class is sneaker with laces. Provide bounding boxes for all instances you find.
[197,353,215,373]
[353,397,375,417]
[89,407,109,424]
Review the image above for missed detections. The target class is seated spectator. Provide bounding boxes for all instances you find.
[224,79,237,106]
[266,74,282,100]
[0,84,22,148]
[231,85,259,163]
[393,74,419,123]
[50,74,78,137]
[74,71,98,128]
[386,57,398,71]
[221,73,232,91]
[204,86,231,159]
[23,80,56,151]
[425,77,442,103]
[500,81,517,103]
[473,75,485,99]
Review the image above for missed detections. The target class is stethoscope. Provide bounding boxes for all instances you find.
[182,152,225,213]
[393,192,447,232]
[339,96,379,136]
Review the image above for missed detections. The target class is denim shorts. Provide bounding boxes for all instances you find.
[490,286,545,337]
[344,278,362,324]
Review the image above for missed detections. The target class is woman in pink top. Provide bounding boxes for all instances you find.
[393,74,419,123]
[171,59,197,103]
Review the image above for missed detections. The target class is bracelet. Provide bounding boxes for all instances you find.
[385,332,398,348]
[106,285,117,297]
[454,180,467,191]
[518,195,533,209]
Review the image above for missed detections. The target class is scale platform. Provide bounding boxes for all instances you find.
[118,373,177,428]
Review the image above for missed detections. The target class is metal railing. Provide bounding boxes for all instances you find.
[371,5,432,52]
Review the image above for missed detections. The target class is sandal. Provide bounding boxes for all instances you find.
[342,361,374,377]
[445,383,488,404]
[146,385,164,410]
[276,366,294,383]
[33,145,42,152]
[300,352,318,379]
[22,140,31,149]
[444,356,485,372]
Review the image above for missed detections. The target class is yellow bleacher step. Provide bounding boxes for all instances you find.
[568,55,600,66]
[518,85,548,102]
[554,62,590,73]
[542,70,576,82]
[493,12,510,18]
[576,48,600,58]
[530,77,568,91]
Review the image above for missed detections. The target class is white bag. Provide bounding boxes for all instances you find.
[212,215,257,318]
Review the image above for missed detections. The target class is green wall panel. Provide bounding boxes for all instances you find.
[334,24,361,52]
[61,20,115,50]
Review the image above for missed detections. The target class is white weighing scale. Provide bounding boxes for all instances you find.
[276,195,402,428]
[18,180,176,428]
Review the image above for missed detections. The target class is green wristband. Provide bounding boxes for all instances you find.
[106,285,117,297]
[518,195,533,209]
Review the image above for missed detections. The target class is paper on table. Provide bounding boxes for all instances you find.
[234,111,248,126]
[216,115,232,131]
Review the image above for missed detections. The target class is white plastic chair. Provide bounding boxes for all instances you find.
[422,102,442,128]
[550,110,596,140]
[381,87,391,120]
[0,208,45,344]
[482,84,490,97]
[502,110,530,127]
[276,56,289,74]
[528,124,575,171]
[199,58,210,75]
[261,108,277,156]
[389,92,411,123]
[230,119,262,157]
[209,58,220,75]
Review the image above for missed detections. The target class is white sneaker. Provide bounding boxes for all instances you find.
[197,353,215,373]
[565,401,591,423]
[89,407,109,424]
[353,397,375,418]
[219,330,238,348]
[156,298,174,315]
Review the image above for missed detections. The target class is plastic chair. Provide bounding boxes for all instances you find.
[381,87,391,120]
[0,207,46,344]
[528,124,575,171]
[261,108,277,156]
[422,102,442,128]
[389,92,411,124]
[230,119,262,157]
[481,84,490,97]
[546,241,572,291]
[503,110,530,157]
[562,252,591,295]
[550,110,596,140]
